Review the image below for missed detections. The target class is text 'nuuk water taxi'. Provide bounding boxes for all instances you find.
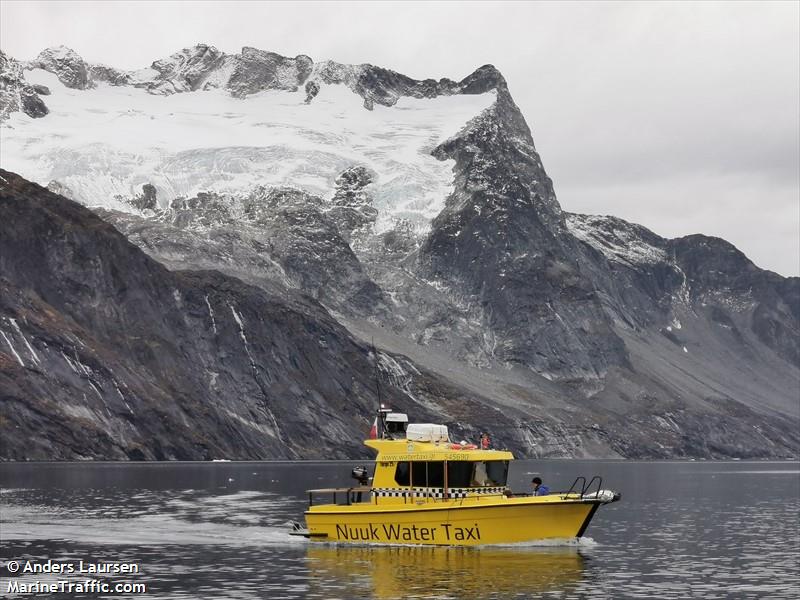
[292,407,620,546]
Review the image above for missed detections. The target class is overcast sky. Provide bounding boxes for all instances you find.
[2,1,798,276]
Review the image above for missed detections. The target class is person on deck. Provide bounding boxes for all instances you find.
[531,477,550,496]
[480,432,491,449]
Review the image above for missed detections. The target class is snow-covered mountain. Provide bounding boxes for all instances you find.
[3,66,493,235]
[1,45,797,460]
[1,45,502,235]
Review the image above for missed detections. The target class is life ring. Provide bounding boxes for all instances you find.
[450,443,478,450]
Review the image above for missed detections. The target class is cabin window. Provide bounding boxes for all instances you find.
[482,460,509,486]
[447,461,473,488]
[473,461,490,486]
[397,461,446,487]
[397,461,508,488]
[394,462,410,486]
[411,463,428,487]
[427,461,445,487]
[447,460,509,487]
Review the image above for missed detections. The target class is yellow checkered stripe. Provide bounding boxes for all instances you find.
[371,486,506,498]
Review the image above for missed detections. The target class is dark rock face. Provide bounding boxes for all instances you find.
[0,51,48,120]
[1,170,617,461]
[305,61,507,108]
[353,62,506,105]
[327,166,378,242]
[32,46,92,90]
[564,212,800,436]
[304,80,320,103]
[226,47,312,97]
[88,64,131,86]
[0,171,400,459]
[168,191,232,227]
[566,213,800,370]
[456,64,508,95]
[147,44,225,93]
[129,183,158,211]
[19,90,49,118]
[102,185,389,319]
[418,88,627,380]
[334,165,374,199]
[379,220,418,256]
[354,66,440,106]
[242,187,386,315]
[668,235,800,366]
[3,169,798,460]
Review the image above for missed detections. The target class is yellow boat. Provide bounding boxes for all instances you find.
[293,409,620,546]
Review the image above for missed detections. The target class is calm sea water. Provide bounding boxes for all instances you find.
[1,460,798,599]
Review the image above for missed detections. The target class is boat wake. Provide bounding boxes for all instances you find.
[479,536,598,549]
[0,489,307,548]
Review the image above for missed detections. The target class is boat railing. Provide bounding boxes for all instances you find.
[562,476,586,498]
[307,485,509,506]
[561,475,603,499]
[306,486,372,507]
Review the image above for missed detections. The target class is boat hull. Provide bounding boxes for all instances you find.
[305,497,600,546]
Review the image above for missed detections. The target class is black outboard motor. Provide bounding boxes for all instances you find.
[350,466,370,503]
[351,466,370,485]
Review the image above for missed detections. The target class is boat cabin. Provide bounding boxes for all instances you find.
[367,425,513,502]
[308,421,513,506]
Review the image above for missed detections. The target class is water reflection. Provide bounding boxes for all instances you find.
[306,545,585,600]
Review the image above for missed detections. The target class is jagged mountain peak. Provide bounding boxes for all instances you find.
[566,212,669,267]
[31,45,92,90]
[7,44,511,105]
[670,233,758,270]
[149,44,225,75]
[567,212,768,277]
[35,45,80,60]
[457,63,508,93]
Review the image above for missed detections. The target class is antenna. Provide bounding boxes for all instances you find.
[372,338,385,438]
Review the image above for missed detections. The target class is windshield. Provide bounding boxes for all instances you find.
[394,461,508,488]
[447,461,509,487]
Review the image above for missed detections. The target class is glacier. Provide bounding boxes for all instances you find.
[1,68,496,234]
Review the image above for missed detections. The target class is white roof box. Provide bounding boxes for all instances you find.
[386,412,408,423]
[406,423,449,443]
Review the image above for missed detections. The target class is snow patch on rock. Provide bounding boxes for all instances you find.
[566,213,668,267]
[1,329,25,366]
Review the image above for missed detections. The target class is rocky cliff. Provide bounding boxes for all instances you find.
[0,50,48,120]
[2,171,526,459]
[0,45,797,460]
